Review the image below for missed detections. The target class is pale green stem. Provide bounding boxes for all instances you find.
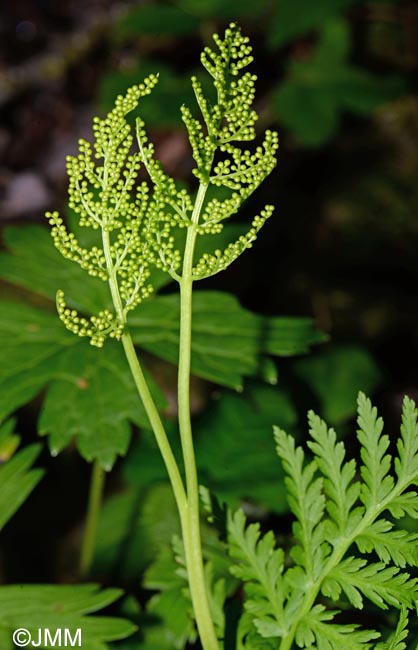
[121,330,187,514]
[178,183,219,650]
[102,212,218,649]
[79,459,105,577]
[102,229,187,514]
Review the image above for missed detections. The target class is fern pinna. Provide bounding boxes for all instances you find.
[228,393,418,649]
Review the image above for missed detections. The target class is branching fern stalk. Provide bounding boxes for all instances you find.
[227,393,418,649]
[46,24,278,650]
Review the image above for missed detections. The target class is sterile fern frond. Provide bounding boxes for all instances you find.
[228,393,418,649]
[228,509,287,639]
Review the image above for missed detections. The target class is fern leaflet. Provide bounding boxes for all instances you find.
[227,393,418,649]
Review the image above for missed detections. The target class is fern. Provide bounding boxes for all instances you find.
[228,393,418,649]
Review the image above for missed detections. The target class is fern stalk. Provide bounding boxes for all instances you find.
[101,216,187,510]
[120,332,187,512]
[79,459,105,577]
[104,186,218,648]
[178,182,219,650]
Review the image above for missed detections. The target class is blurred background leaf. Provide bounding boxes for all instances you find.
[274,20,405,146]
[292,343,382,424]
[267,0,363,48]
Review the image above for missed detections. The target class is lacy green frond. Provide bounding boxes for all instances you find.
[324,558,416,610]
[307,411,359,536]
[296,606,379,649]
[396,395,418,484]
[228,509,287,639]
[357,394,394,508]
[355,520,418,568]
[275,427,328,583]
[56,290,123,348]
[204,562,227,639]
[228,394,418,649]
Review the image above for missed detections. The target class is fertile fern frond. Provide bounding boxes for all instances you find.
[47,24,278,347]
[192,207,274,280]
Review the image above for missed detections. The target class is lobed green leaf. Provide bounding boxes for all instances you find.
[228,509,287,638]
[0,427,44,531]
[0,585,136,650]
[326,558,418,610]
[357,392,394,508]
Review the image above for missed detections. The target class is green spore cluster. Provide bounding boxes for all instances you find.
[47,23,279,348]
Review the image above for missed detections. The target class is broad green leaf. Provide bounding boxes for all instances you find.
[0,425,44,531]
[38,342,164,469]
[0,223,324,396]
[175,0,270,19]
[292,343,381,424]
[267,0,362,48]
[0,418,19,462]
[0,301,71,423]
[0,299,164,468]
[0,225,110,313]
[122,425,179,492]
[0,584,136,650]
[93,484,180,581]
[195,387,296,511]
[274,20,404,146]
[99,60,197,129]
[131,291,324,390]
[116,4,199,38]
